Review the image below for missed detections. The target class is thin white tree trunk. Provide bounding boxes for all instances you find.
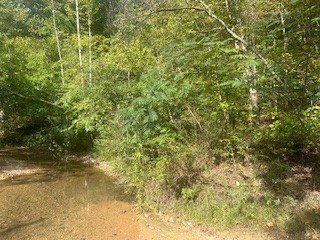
[224,0,259,124]
[75,0,83,85]
[280,6,289,109]
[88,12,92,86]
[51,0,64,84]
[247,66,258,124]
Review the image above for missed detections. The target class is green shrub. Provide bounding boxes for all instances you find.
[180,183,287,227]
[254,114,307,157]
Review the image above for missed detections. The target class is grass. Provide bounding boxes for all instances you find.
[178,179,287,228]
[172,159,320,239]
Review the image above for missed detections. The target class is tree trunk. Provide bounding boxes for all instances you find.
[247,66,259,124]
[51,0,64,85]
[88,10,92,86]
[224,0,259,124]
[75,0,83,85]
[280,5,289,110]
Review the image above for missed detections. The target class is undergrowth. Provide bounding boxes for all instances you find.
[178,177,288,227]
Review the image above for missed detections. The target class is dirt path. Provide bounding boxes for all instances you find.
[75,200,217,240]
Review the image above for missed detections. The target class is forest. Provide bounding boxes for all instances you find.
[0,0,319,238]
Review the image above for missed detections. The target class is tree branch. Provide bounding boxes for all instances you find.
[127,7,206,36]
[2,87,61,108]
[194,0,283,85]
[152,7,206,13]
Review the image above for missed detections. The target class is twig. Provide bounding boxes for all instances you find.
[2,87,61,108]
[186,105,203,130]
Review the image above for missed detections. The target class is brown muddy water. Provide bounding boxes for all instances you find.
[0,148,139,240]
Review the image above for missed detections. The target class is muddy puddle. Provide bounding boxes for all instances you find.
[0,148,139,240]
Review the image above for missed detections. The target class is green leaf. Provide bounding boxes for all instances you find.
[311,17,320,23]
[314,92,320,99]
[220,80,243,88]
[148,109,158,122]
[290,0,300,5]
[220,48,236,53]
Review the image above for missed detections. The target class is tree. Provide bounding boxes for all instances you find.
[51,0,64,84]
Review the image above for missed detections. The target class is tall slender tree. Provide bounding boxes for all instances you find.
[75,0,83,85]
[51,0,64,85]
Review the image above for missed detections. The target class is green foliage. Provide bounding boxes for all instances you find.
[120,71,187,145]
[255,108,320,157]
[256,115,306,156]
[181,187,196,203]
[1,0,320,235]
[303,106,320,148]
[182,184,286,227]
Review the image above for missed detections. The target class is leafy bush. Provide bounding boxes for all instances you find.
[180,182,286,227]
[302,106,320,154]
[254,114,308,157]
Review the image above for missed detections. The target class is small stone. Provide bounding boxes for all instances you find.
[267,221,274,227]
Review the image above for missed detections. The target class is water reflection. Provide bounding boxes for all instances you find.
[0,148,133,239]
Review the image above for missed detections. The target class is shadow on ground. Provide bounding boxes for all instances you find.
[260,153,320,239]
[0,218,46,238]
